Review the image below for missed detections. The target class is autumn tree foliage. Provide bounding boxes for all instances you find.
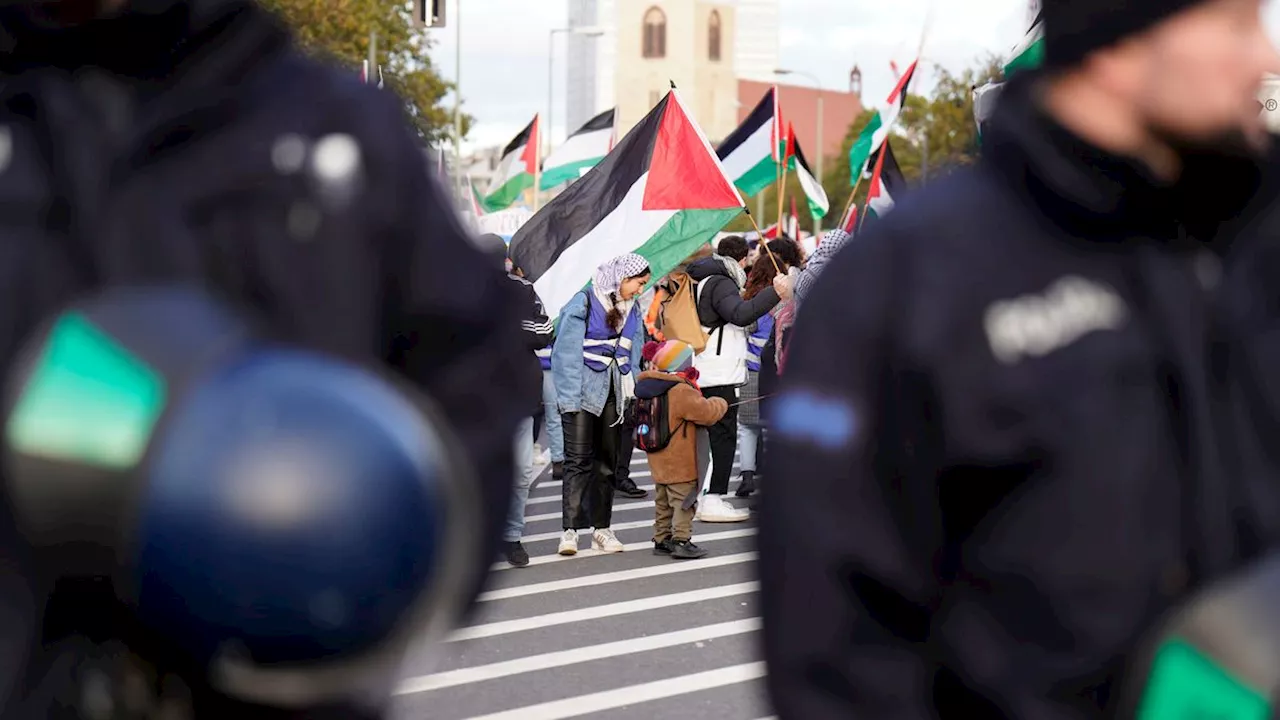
[258,0,471,143]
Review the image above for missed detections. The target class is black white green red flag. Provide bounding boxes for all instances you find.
[510,90,744,320]
[848,60,917,181]
[541,108,616,190]
[482,115,540,212]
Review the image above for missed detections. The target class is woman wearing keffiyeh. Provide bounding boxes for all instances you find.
[550,253,651,556]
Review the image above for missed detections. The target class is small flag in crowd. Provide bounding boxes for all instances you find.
[717,91,828,219]
[510,90,744,321]
[788,127,829,219]
[468,176,486,218]
[482,114,540,212]
[1004,9,1044,77]
[861,140,906,228]
[848,59,917,182]
[541,108,616,190]
[718,87,784,197]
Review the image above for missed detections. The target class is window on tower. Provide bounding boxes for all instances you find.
[643,7,666,59]
[709,10,722,62]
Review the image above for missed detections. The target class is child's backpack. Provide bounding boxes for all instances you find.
[654,271,709,353]
[630,391,688,453]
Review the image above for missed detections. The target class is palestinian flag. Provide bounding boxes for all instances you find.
[541,108,616,190]
[718,87,786,197]
[1004,10,1043,77]
[973,82,1005,137]
[848,59,917,182]
[861,140,905,228]
[789,126,829,219]
[482,115,540,212]
[510,90,744,320]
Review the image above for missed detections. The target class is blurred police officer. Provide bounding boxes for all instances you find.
[762,0,1280,718]
[0,0,533,716]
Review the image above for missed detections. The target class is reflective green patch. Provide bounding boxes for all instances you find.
[1137,637,1270,720]
[6,312,165,469]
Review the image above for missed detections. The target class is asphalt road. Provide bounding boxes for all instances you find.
[391,447,771,720]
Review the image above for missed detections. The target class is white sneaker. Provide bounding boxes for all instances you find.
[592,528,625,553]
[558,529,579,556]
[696,494,750,523]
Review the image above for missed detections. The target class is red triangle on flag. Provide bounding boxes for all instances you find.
[521,115,540,175]
[643,94,741,211]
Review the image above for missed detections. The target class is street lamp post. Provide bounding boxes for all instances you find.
[774,68,824,238]
[453,3,463,208]
[547,26,605,204]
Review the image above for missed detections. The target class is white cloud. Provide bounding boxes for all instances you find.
[428,0,1280,154]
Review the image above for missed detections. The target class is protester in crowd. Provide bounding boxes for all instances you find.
[736,238,803,498]
[478,240,555,569]
[644,245,715,342]
[686,236,793,522]
[634,340,727,560]
[761,0,1280,716]
[758,228,852,419]
[553,253,650,555]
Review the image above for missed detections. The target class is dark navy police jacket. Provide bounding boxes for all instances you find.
[0,1,534,716]
[761,75,1280,720]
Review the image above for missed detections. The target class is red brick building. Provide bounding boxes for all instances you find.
[737,72,865,166]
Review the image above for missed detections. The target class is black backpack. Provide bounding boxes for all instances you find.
[630,390,688,453]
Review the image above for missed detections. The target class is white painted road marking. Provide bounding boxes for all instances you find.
[489,528,757,572]
[479,552,757,601]
[523,485,656,507]
[459,662,768,719]
[397,619,761,694]
[449,582,760,642]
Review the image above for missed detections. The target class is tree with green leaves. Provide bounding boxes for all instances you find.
[257,0,470,144]
[827,55,1004,216]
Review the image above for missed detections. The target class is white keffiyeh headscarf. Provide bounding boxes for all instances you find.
[591,252,650,330]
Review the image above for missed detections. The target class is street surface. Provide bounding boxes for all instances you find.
[392,447,771,720]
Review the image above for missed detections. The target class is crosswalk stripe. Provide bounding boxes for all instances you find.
[490,528,757,572]
[523,499,652,523]
[536,469,652,489]
[478,552,757,602]
[459,661,768,719]
[520,519,653,543]
[449,582,759,642]
[524,485,657,507]
[396,619,762,695]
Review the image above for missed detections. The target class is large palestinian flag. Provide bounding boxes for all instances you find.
[541,108,616,190]
[848,60,917,181]
[510,90,744,320]
[482,115,540,212]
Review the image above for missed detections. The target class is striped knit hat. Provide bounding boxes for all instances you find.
[644,340,695,374]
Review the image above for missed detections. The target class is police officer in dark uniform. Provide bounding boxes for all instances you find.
[0,0,534,716]
[761,0,1280,717]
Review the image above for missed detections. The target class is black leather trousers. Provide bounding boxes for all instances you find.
[561,392,622,530]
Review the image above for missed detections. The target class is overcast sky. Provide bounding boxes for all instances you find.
[425,0,1280,153]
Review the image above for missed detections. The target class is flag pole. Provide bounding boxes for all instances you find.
[838,10,934,231]
[743,209,783,274]
[532,114,542,212]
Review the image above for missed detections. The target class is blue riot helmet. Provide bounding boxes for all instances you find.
[2,287,485,711]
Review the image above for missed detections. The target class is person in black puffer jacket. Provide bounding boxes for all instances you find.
[684,236,793,522]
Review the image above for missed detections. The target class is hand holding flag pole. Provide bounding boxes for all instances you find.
[743,208,783,274]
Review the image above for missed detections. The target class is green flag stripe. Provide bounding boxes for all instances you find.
[634,207,744,285]
[483,173,534,212]
[734,155,778,197]
[847,111,883,185]
[540,157,605,190]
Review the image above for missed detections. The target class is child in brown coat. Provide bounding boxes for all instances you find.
[633,340,728,559]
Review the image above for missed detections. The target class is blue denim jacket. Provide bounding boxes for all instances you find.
[552,290,644,417]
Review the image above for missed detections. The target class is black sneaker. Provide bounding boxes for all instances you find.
[505,541,530,568]
[735,471,756,498]
[616,479,648,498]
[653,538,674,556]
[670,540,708,560]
